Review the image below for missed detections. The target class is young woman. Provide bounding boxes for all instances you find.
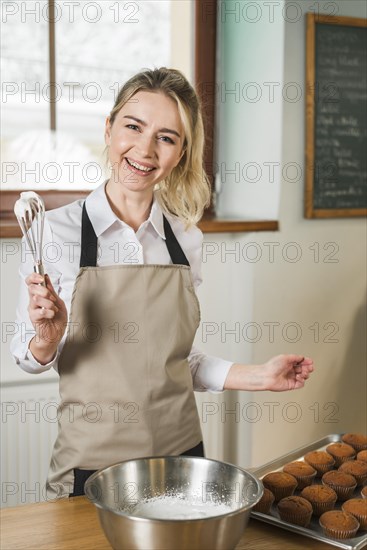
[11,67,314,499]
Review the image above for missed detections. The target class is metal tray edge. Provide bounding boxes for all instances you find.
[251,512,367,550]
[251,434,340,478]
[251,512,356,550]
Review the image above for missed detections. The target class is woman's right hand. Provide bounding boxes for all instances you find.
[26,272,68,364]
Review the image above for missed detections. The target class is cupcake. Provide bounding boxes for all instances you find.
[300,484,337,516]
[361,486,367,499]
[322,471,357,501]
[319,510,360,539]
[326,443,356,467]
[283,461,317,490]
[357,450,367,463]
[262,472,297,502]
[253,487,275,514]
[342,498,367,530]
[277,496,313,527]
[339,460,367,486]
[304,450,335,477]
[342,433,367,452]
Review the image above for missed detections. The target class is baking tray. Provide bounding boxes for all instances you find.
[251,434,367,550]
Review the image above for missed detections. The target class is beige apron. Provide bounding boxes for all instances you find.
[46,203,203,499]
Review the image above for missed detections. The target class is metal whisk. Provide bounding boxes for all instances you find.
[14,191,46,285]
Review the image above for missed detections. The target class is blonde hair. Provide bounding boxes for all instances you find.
[108,67,211,227]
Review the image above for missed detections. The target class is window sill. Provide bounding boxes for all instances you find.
[198,217,279,233]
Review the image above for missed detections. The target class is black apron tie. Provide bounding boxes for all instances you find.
[80,202,98,268]
[163,214,190,266]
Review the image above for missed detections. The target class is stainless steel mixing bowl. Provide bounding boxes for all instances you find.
[85,456,263,550]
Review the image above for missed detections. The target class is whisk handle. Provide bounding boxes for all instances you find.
[34,263,46,287]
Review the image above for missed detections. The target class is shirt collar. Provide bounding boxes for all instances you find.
[148,192,165,239]
[85,181,166,239]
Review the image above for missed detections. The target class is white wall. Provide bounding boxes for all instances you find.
[207,0,367,468]
[248,0,366,466]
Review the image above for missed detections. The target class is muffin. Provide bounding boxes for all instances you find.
[253,487,275,514]
[304,450,335,477]
[262,472,297,502]
[342,433,367,452]
[319,510,360,539]
[283,461,317,490]
[361,486,367,499]
[357,450,367,463]
[339,460,367,486]
[326,442,356,467]
[342,498,367,530]
[322,471,357,501]
[277,496,313,527]
[300,484,337,516]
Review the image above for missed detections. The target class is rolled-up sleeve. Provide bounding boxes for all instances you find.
[12,345,60,375]
[188,345,233,392]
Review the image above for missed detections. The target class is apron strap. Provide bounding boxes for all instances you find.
[80,201,190,267]
[80,202,98,267]
[163,214,190,267]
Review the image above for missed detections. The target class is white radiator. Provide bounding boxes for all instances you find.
[1,381,59,508]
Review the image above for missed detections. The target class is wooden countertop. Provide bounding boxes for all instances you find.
[0,497,338,550]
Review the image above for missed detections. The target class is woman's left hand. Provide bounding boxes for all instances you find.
[263,354,314,391]
[223,355,314,391]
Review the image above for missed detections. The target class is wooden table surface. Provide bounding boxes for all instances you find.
[0,496,345,550]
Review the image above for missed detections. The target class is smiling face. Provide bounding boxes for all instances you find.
[105,90,186,196]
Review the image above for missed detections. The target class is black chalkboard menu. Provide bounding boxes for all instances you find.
[305,14,367,218]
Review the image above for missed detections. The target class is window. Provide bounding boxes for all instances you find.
[1,0,210,233]
[2,1,271,235]
[2,1,176,192]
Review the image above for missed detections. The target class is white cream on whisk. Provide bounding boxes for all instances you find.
[14,192,45,221]
[14,197,34,220]
[20,191,41,202]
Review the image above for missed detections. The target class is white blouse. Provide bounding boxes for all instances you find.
[10,182,233,391]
